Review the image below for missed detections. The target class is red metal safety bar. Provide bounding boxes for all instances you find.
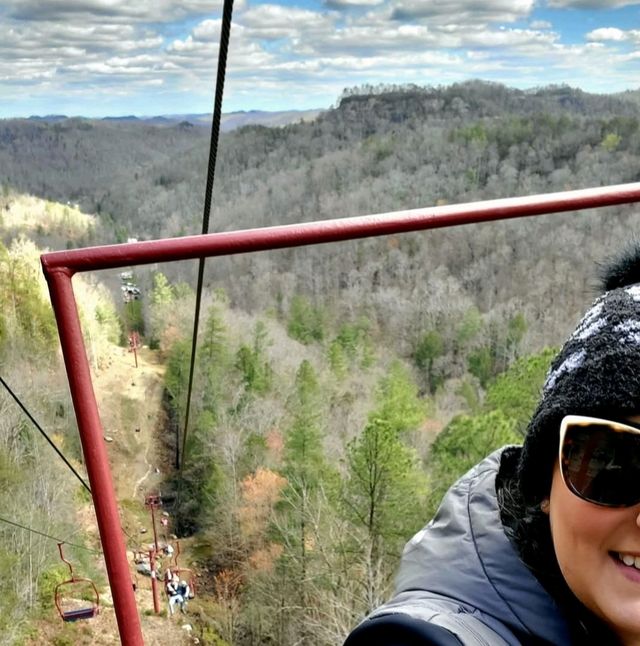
[40,182,640,645]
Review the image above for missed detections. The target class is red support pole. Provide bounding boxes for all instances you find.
[149,549,160,615]
[149,503,158,555]
[44,269,144,646]
[129,332,138,369]
[40,182,640,274]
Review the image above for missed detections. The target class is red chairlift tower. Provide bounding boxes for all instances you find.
[144,491,163,614]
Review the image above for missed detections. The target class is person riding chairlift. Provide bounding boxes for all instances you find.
[345,246,640,645]
[166,576,187,616]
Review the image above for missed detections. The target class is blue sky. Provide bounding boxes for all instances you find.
[1,0,640,118]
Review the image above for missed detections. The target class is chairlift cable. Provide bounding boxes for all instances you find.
[0,513,101,554]
[180,0,235,470]
[121,524,147,554]
[0,376,92,493]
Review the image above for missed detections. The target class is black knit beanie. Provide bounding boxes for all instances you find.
[518,244,640,504]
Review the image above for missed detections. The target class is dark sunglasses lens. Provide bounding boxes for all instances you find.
[562,422,640,506]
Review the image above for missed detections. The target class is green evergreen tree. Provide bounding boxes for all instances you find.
[287,295,325,344]
[199,307,230,418]
[171,410,225,534]
[0,239,57,355]
[455,306,482,350]
[467,345,493,388]
[165,338,191,415]
[276,360,328,640]
[343,416,426,611]
[282,361,325,490]
[235,321,273,397]
[327,338,348,377]
[149,271,174,305]
[485,347,557,433]
[122,300,145,336]
[341,364,427,611]
[374,361,425,435]
[328,319,374,376]
[413,330,444,394]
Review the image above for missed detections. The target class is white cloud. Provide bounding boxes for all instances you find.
[389,0,535,23]
[626,30,640,43]
[4,0,246,24]
[586,27,640,46]
[587,27,627,41]
[193,19,220,40]
[617,50,640,61]
[547,0,640,7]
[167,22,275,76]
[466,50,491,60]
[325,0,384,7]
[105,54,162,67]
[0,21,163,63]
[469,28,557,48]
[241,4,334,40]
[169,36,198,53]
[290,23,437,54]
[68,60,153,75]
[0,0,639,117]
[284,16,558,57]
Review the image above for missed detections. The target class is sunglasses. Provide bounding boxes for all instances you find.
[559,415,640,508]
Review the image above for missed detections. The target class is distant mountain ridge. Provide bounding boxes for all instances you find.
[26,108,324,131]
[6,79,640,364]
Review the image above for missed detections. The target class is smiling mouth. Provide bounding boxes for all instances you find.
[613,552,640,570]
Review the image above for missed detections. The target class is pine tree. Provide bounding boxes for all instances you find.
[276,360,328,642]
[343,417,426,612]
[235,321,273,397]
[342,363,427,612]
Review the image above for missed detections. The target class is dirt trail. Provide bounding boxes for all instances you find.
[93,344,167,502]
[32,343,198,645]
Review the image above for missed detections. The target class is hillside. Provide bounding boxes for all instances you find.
[1,82,639,362]
[27,345,194,646]
[0,194,200,644]
[0,191,418,645]
[3,81,640,644]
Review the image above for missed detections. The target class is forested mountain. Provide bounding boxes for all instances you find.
[2,80,640,360]
[0,195,123,642]
[2,81,640,644]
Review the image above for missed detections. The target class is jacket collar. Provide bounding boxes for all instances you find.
[393,448,571,644]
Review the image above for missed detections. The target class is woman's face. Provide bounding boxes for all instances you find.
[548,417,640,644]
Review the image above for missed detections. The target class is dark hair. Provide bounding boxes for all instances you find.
[497,447,618,645]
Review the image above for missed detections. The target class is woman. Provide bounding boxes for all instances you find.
[345,247,640,645]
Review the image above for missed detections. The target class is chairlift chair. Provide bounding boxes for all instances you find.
[144,492,162,508]
[168,540,196,598]
[54,543,100,622]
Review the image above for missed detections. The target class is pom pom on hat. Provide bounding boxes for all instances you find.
[518,244,640,503]
[598,241,640,292]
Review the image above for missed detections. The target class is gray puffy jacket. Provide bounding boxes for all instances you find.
[361,448,572,645]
